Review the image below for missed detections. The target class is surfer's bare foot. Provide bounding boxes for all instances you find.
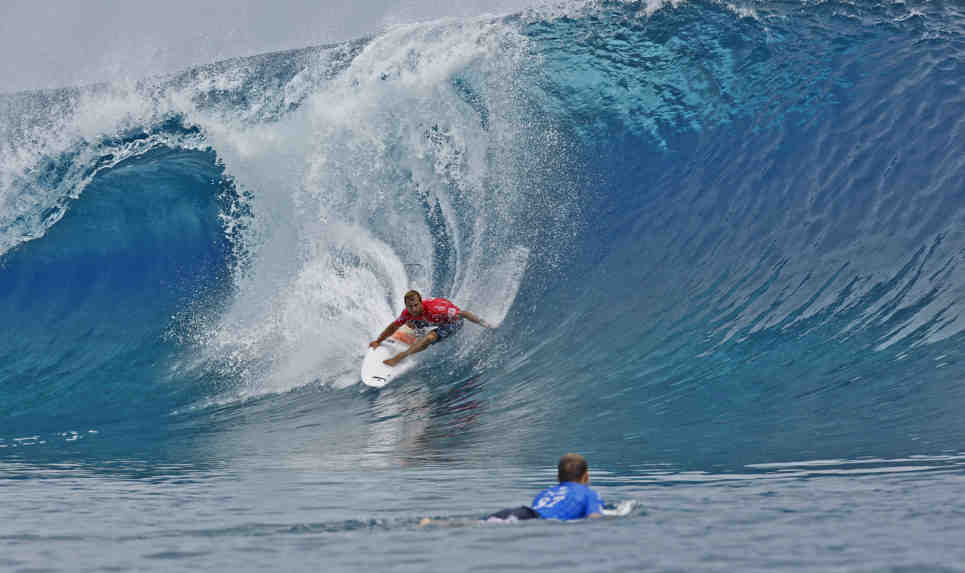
[384,356,405,367]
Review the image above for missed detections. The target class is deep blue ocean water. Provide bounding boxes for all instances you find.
[2,1,965,571]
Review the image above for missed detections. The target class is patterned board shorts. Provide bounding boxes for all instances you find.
[433,318,464,342]
[411,318,464,344]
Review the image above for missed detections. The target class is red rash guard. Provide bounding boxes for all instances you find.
[392,298,462,326]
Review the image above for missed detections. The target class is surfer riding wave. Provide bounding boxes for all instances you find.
[369,290,493,366]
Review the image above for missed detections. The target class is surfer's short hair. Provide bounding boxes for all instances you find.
[404,290,422,302]
[558,453,588,483]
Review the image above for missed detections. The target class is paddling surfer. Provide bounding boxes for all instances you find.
[418,453,605,527]
[482,453,605,522]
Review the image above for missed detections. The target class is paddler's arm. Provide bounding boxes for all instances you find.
[370,322,402,348]
[459,310,493,329]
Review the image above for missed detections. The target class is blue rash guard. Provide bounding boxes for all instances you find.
[530,482,605,520]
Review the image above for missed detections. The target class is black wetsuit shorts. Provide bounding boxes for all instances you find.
[484,506,540,521]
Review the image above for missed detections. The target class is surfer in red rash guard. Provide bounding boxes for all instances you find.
[369,290,493,366]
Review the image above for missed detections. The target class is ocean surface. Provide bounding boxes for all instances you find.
[2,1,965,571]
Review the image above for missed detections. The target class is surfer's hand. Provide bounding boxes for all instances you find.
[369,340,381,349]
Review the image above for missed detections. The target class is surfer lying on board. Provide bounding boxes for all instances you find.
[482,453,604,522]
[369,290,493,367]
[419,453,604,527]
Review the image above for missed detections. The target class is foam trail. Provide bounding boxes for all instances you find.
[457,245,530,328]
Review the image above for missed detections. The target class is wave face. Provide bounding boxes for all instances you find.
[2,0,964,469]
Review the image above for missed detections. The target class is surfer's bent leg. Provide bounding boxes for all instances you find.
[383,319,464,366]
[430,319,464,344]
[384,331,438,366]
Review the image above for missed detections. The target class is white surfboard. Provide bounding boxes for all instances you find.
[602,499,637,517]
[361,326,418,388]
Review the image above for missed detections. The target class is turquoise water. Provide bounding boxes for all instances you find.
[2,1,965,570]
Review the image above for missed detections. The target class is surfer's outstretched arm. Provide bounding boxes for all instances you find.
[459,310,493,328]
[370,322,401,348]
